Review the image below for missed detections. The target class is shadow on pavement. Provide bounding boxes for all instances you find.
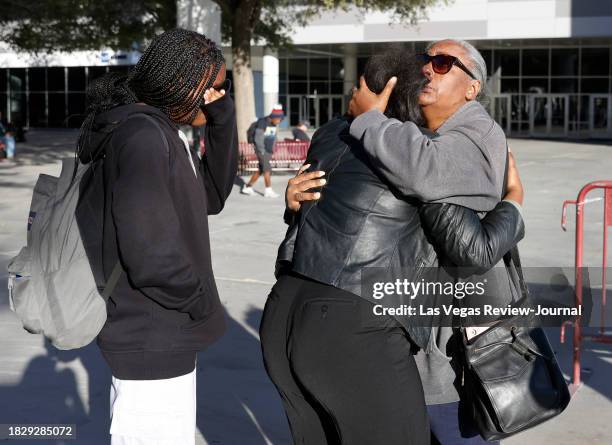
[0,337,110,445]
[196,306,290,444]
[0,302,289,444]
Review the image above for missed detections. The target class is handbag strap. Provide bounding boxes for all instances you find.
[500,144,529,301]
[502,143,509,198]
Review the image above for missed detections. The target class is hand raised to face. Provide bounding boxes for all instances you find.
[203,87,226,105]
[348,76,397,118]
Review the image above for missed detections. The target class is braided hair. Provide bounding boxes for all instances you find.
[76,72,138,161]
[128,28,225,124]
[77,28,224,161]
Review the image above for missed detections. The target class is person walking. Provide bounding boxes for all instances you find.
[241,105,284,198]
[75,29,237,445]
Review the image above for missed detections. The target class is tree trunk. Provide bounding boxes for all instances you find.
[232,10,257,143]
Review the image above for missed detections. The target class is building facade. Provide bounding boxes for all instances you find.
[2,0,612,139]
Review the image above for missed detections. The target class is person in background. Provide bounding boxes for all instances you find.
[291,120,311,141]
[0,113,16,160]
[4,129,15,159]
[241,104,284,198]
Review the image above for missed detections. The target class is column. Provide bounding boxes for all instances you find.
[263,49,279,116]
[343,44,358,97]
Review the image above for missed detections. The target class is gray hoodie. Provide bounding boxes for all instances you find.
[350,100,507,212]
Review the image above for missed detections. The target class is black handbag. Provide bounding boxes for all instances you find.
[461,248,571,441]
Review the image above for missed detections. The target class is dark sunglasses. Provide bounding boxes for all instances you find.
[417,53,477,80]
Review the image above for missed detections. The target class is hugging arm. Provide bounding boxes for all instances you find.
[350,110,500,208]
[420,200,524,272]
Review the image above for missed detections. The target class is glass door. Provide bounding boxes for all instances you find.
[549,95,569,137]
[589,94,612,138]
[529,95,549,136]
[491,95,511,135]
[287,95,345,128]
[529,95,569,137]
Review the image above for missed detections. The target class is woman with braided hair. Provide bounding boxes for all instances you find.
[75,28,237,445]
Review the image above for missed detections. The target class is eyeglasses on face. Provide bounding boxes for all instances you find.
[417,53,478,80]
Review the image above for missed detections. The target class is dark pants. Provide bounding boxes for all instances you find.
[428,401,499,445]
[260,274,430,445]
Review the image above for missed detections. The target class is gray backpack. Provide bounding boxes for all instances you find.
[7,158,121,350]
[6,113,168,350]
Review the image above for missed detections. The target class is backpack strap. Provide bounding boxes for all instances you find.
[102,261,123,299]
[101,112,171,298]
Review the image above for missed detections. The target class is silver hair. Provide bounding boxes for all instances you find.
[426,39,490,106]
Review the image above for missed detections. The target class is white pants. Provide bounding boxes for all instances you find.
[110,367,197,445]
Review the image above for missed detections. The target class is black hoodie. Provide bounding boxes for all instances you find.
[76,93,238,380]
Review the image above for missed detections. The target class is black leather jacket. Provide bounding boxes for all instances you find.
[277,117,525,348]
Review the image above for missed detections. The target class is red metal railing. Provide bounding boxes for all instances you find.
[238,141,309,175]
[560,180,612,394]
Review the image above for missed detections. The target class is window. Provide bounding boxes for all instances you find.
[88,66,108,84]
[522,78,548,94]
[9,91,26,124]
[551,78,577,93]
[28,68,46,92]
[493,50,519,76]
[68,67,86,91]
[501,79,519,93]
[288,59,307,81]
[551,48,578,76]
[67,93,86,126]
[480,49,492,76]
[522,49,549,76]
[581,48,610,76]
[310,81,329,95]
[289,96,299,126]
[357,57,368,77]
[0,93,7,118]
[47,67,65,91]
[48,93,66,126]
[308,58,329,81]
[9,69,26,92]
[288,82,307,94]
[330,82,344,94]
[28,93,46,127]
[330,58,343,80]
[581,78,609,93]
[279,59,287,79]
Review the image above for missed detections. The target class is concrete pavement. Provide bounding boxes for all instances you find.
[0,129,611,444]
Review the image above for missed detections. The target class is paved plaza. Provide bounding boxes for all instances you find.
[0,130,611,444]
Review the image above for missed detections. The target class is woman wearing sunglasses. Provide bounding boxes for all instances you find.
[285,40,517,444]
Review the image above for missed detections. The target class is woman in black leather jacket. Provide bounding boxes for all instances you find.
[260,48,524,445]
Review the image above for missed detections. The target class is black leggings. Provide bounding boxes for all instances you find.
[260,274,430,445]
